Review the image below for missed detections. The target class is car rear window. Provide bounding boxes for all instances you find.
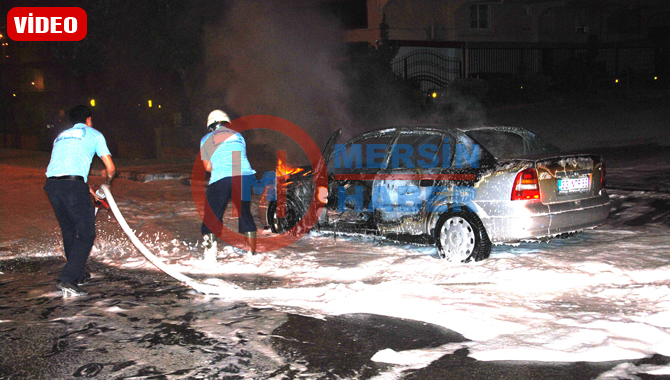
[466,130,525,159]
[466,129,560,159]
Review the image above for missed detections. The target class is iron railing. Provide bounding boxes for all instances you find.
[392,49,463,93]
[467,46,656,78]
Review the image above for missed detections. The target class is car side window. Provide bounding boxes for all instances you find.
[389,132,446,169]
[328,133,395,174]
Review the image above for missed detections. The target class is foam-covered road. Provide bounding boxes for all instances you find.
[2,143,670,379]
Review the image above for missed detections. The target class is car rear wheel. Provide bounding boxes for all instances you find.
[435,211,491,262]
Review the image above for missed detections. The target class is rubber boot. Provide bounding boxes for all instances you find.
[202,233,218,262]
[243,231,257,256]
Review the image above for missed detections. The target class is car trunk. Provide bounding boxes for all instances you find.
[534,154,605,204]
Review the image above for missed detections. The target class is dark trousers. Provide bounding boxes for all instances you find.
[44,179,96,283]
[201,175,257,236]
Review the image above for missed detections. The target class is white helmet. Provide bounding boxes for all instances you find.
[206,110,230,131]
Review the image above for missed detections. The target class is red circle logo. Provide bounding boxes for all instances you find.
[191,115,327,252]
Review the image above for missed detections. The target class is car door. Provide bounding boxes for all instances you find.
[373,130,451,223]
[324,130,396,231]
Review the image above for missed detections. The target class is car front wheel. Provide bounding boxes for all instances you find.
[267,201,299,234]
[435,211,491,262]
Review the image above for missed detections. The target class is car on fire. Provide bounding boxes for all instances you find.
[259,126,610,262]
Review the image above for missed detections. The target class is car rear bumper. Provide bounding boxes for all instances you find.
[478,191,611,243]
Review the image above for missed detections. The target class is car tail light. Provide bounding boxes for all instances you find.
[600,162,606,189]
[511,168,540,201]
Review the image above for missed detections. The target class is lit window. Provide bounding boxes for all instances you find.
[470,4,491,30]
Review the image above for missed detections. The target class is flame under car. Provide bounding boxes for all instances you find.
[259,126,610,262]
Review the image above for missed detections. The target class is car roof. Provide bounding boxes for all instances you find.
[456,125,534,135]
[360,125,533,135]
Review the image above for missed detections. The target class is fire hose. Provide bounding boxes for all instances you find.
[98,184,234,296]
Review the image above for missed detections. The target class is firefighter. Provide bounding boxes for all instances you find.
[199,110,257,259]
[44,105,115,296]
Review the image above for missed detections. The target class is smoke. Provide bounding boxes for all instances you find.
[199,1,491,173]
[202,0,350,170]
[425,92,488,127]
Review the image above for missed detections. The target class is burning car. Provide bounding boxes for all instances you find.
[259,126,610,262]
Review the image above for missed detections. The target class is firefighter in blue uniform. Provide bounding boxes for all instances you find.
[44,105,115,296]
[199,110,257,259]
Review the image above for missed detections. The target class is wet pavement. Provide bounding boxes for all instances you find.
[4,257,666,380]
[0,258,284,379]
[0,257,468,379]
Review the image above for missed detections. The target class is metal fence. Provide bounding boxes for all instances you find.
[390,45,658,94]
[468,48,543,76]
[467,46,657,77]
[391,48,463,93]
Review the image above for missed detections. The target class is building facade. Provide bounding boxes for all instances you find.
[342,0,670,93]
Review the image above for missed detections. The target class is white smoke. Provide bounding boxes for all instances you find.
[202,1,351,169]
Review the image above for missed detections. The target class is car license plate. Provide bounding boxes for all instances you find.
[558,177,590,193]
